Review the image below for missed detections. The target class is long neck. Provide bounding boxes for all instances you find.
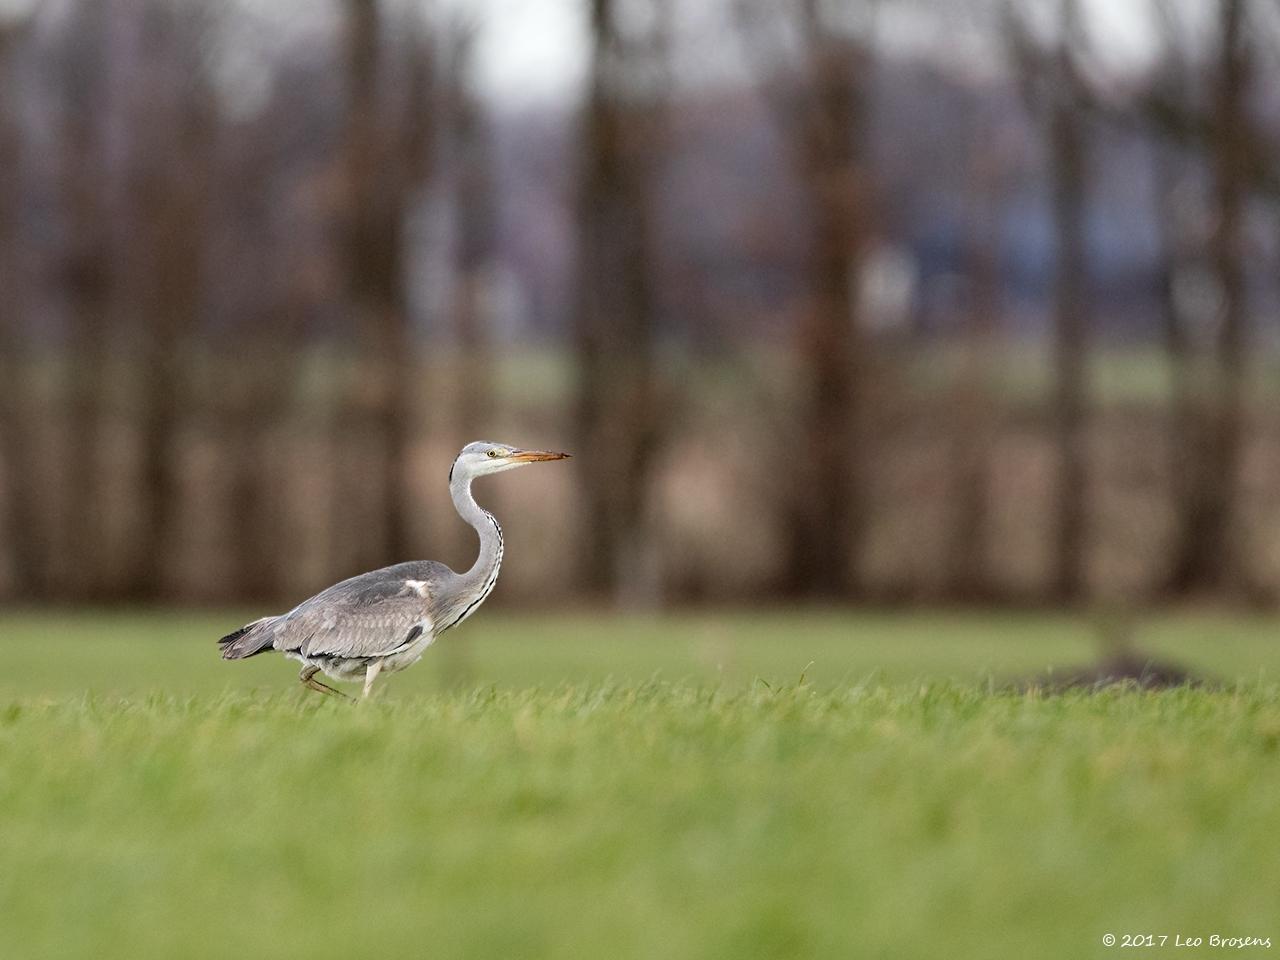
[451,468,504,606]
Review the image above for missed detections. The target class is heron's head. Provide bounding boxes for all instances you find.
[451,441,571,481]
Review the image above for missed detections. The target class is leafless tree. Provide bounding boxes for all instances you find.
[1161,0,1254,596]
[1142,5,1199,601]
[448,24,496,439]
[573,0,670,602]
[0,18,43,598]
[945,118,1007,600]
[333,0,436,575]
[215,102,302,602]
[1150,146,1198,583]
[1006,0,1093,601]
[1052,0,1264,599]
[124,2,218,599]
[58,0,115,598]
[735,0,876,598]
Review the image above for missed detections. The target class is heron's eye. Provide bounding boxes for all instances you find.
[487,449,498,458]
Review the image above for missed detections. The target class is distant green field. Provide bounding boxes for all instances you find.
[1,610,1278,959]
[1,607,1279,697]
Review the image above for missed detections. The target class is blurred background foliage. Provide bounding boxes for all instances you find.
[1,0,1279,611]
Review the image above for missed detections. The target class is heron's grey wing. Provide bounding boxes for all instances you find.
[271,562,450,660]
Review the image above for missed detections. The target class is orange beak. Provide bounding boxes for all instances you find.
[510,449,571,463]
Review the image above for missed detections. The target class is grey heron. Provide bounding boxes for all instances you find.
[217,441,569,699]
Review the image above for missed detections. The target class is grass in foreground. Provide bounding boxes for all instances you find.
[1,682,1278,960]
[1,610,1278,958]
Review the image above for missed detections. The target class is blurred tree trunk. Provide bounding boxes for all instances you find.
[1046,19,1090,603]
[127,4,216,599]
[334,0,431,574]
[784,1,871,599]
[220,133,298,603]
[59,0,113,600]
[1164,0,1252,597]
[1143,9,1199,600]
[1151,151,1196,568]
[450,29,495,440]
[945,139,1003,600]
[0,22,43,599]
[336,0,400,574]
[731,0,873,599]
[573,0,667,603]
[1006,0,1093,602]
[225,323,292,602]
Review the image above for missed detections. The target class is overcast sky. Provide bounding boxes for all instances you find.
[0,0,1183,110]
[465,0,1169,105]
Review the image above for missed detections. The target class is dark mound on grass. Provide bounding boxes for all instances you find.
[1021,652,1208,693]
[1016,610,1213,693]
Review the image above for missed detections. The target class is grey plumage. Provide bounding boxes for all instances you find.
[217,561,452,660]
[217,441,569,699]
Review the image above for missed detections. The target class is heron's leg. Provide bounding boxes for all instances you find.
[299,664,353,702]
[362,660,382,700]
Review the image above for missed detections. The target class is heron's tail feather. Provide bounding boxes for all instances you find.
[218,616,278,660]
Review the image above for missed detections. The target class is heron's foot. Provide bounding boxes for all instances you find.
[299,665,354,702]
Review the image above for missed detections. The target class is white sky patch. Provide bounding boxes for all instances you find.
[463,0,588,104]
[1082,0,1161,76]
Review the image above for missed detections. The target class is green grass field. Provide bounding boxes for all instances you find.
[1,609,1278,959]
